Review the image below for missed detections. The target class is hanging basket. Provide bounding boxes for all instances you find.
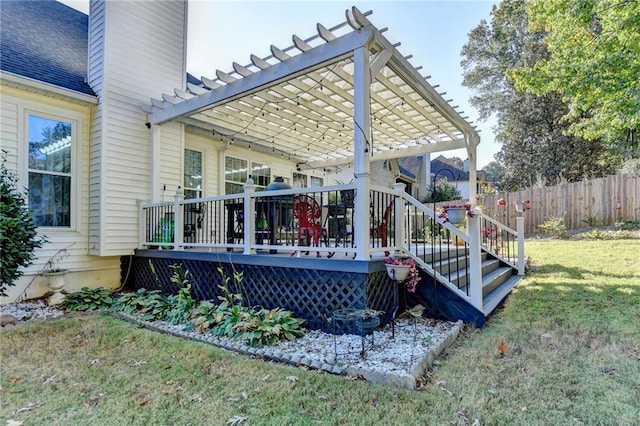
[447,207,467,224]
[385,264,411,282]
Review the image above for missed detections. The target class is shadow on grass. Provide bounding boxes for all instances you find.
[534,263,638,280]
[511,273,639,339]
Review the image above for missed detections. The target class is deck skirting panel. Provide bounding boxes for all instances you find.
[121,250,396,333]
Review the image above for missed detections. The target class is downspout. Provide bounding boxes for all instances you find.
[218,141,231,195]
[150,124,161,202]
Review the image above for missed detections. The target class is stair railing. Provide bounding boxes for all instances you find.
[477,213,525,275]
[397,191,484,312]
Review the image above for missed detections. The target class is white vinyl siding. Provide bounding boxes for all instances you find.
[87,0,187,255]
[0,86,120,302]
[184,131,218,197]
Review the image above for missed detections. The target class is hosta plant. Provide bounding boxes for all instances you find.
[60,287,115,312]
[112,288,170,321]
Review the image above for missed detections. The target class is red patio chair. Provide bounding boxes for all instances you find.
[291,194,326,258]
[370,200,394,256]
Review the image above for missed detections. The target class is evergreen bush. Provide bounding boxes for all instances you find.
[0,151,45,297]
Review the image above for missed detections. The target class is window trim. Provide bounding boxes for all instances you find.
[183,148,204,199]
[224,154,272,194]
[22,108,82,232]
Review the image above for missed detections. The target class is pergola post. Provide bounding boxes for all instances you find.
[352,45,372,261]
[466,133,479,203]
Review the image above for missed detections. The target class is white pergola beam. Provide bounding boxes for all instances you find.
[150,28,374,125]
[304,137,467,169]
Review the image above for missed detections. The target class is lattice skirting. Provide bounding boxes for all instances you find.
[121,252,396,334]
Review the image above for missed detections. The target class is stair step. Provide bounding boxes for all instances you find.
[438,258,502,288]
[421,247,469,263]
[483,274,524,314]
[482,266,514,296]
[428,252,490,275]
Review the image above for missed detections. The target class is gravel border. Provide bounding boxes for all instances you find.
[112,311,462,390]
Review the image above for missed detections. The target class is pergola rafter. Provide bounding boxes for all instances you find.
[146,6,479,172]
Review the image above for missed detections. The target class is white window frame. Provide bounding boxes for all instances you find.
[224,155,271,194]
[23,108,82,232]
[184,148,204,199]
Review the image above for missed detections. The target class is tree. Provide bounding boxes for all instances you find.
[496,90,617,190]
[482,161,505,186]
[423,178,462,203]
[461,0,617,190]
[446,157,465,169]
[510,0,640,145]
[0,151,45,296]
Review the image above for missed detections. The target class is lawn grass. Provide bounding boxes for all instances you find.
[1,239,639,425]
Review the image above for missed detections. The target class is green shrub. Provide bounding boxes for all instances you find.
[164,264,197,325]
[0,151,46,296]
[112,288,170,321]
[615,220,640,231]
[61,287,115,312]
[190,268,306,346]
[233,307,305,347]
[422,178,462,203]
[537,217,567,238]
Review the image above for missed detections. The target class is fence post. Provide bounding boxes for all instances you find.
[467,209,484,313]
[393,183,406,251]
[173,187,184,251]
[517,216,525,275]
[137,200,145,249]
[243,176,256,255]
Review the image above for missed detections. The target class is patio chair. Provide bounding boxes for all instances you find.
[370,200,394,256]
[291,194,327,258]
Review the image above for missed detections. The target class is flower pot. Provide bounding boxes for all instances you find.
[45,270,67,305]
[385,264,411,282]
[447,208,467,224]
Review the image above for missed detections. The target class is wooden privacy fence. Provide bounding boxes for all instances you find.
[478,173,639,235]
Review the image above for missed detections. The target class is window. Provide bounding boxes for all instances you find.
[225,156,271,194]
[28,115,73,227]
[310,176,324,187]
[251,162,271,189]
[225,156,248,194]
[293,172,307,188]
[184,149,202,199]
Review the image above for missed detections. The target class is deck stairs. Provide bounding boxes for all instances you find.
[421,248,523,316]
[399,192,525,327]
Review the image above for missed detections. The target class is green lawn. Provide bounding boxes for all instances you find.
[1,240,638,425]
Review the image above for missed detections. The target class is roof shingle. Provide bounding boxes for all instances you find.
[1,0,95,96]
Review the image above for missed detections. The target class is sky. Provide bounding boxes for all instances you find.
[61,0,498,168]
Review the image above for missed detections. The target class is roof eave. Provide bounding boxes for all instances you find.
[0,71,98,105]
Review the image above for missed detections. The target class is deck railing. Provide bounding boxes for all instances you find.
[139,183,380,256]
[139,184,524,312]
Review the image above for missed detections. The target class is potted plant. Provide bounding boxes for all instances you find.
[438,203,476,224]
[41,246,71,305]
[383,257,421,292]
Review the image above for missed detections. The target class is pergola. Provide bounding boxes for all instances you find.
[146,6,479,208]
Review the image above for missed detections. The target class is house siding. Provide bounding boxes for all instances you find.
[0,86,120,303]
[88,0,187,256]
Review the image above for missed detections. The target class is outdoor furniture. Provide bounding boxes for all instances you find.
[324,197,354,258]
[224,201,272,250]
[370,200,394,256]
[291,194,327,257]
[332,308,381,361]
